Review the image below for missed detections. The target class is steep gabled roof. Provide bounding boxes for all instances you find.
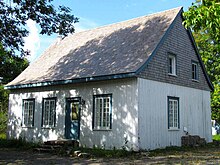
[6,7,211,90]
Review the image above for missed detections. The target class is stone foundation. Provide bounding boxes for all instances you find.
[181,135,206,147]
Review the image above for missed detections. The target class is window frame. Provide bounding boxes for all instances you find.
[41,97,57,128]
[192,61,199,81]
[167,96,180,130]
[167,53,177,76]
[93,94,112,131]
[22,99,35,127]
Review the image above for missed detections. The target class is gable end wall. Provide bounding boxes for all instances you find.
[138,14,210,91]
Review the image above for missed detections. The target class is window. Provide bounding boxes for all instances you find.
[42,98,56,127]
[168,97,179,129]
[168,53,176,75]
[93,94,112,130]
[22,99,35,127]
[192,61,198,80]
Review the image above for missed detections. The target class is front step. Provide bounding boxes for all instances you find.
[34,139,79,154]
[44,139,79,147]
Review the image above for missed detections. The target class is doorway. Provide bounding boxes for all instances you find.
[65,97,81,140]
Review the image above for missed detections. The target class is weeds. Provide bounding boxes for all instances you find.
[0,137,39,150]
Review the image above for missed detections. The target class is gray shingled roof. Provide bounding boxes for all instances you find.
[6,7,182,87]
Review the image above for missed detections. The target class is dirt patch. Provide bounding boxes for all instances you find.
[0,147,220,164]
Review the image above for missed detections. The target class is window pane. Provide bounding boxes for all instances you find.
[71,102,79,120]
[169,58,172,73]
[168,55,176,75]
[94,95,111,129]
[192,63,198,80]
[23,100,34,127]
[43,99,56,127]
[168,98,179,129]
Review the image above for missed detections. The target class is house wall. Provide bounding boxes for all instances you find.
[138,78,212,150]
[7,78,139,150]
[138,13,211,91]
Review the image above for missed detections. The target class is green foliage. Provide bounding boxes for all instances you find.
[0,85,9,135]
[183,0,220,122]
[0,0,78,56]
[0,111,7,134]
[0,45,29,84]
[0,44,29,135]
[0,133,6,139]
[213,134,220,141]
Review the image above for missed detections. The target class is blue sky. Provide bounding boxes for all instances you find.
[25,0,195,62]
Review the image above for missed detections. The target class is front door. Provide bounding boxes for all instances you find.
[65,98,81,140]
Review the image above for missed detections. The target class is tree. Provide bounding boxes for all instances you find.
[0,0,78,56]
[0,85,9,134]
[0,45,29,84]
[183,0,220,122]
[0,44,29,135]
[0,0,78,136]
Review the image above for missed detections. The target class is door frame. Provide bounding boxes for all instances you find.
[65,97,81,140]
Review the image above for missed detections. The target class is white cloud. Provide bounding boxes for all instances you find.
[74,18,99,32]
[24,20,40,62]
[23,18,99,63]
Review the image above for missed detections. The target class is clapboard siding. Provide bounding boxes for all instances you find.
[138,78,212,150]
[7,78,139,150]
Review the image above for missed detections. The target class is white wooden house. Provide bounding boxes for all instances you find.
[5,7,213,150]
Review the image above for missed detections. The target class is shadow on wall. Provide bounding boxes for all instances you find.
[8,79,139,150]
[7,89,73,142]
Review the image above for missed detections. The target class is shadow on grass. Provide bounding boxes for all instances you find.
[0,137,40,150]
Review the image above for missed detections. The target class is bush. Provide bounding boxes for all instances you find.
[0,111,7,134]
[213,135,220,141]
[0,85,9,135]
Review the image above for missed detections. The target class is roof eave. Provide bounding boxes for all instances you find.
[4,72,136,90]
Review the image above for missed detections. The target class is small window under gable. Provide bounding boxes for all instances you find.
[192,61,199,81]
[168,53,176,76]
